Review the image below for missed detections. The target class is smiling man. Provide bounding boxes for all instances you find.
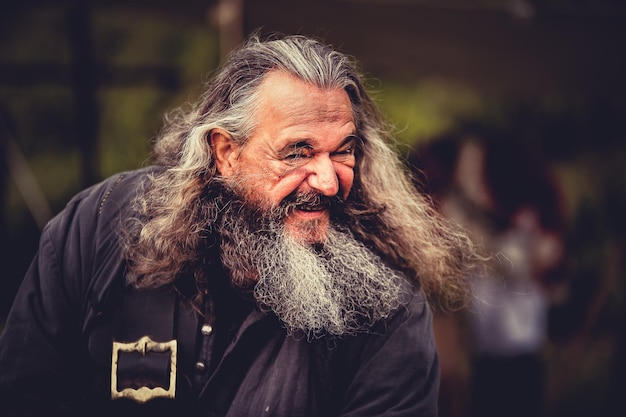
[0,34,480,417]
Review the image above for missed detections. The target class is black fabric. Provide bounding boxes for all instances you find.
[0,167,440,417]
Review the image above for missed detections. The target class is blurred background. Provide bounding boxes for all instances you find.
[1,1,624,416]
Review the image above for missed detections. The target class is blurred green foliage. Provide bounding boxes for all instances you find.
[1,4,218,215]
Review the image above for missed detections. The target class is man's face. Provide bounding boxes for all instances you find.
[213,71,357,243]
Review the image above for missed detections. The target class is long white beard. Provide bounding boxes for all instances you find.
[217,200,410,338]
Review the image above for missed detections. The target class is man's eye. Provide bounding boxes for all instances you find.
[284,146,313,160]
[337,146,354,155]
[331,146,355,161]
[286,152,306,159]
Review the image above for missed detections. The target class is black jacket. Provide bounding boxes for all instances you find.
[0,168,440,417]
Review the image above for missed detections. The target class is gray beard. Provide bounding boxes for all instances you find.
[216,194,410,338]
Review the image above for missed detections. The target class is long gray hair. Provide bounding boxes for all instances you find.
[123,33,480,311]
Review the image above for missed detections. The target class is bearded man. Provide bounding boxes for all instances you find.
[0,34,478,417]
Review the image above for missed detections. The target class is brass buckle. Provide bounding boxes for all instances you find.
[111,336,177,403]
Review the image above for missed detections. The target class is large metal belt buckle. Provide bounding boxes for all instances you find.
[111,336,177,403]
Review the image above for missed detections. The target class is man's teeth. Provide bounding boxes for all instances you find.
[298,205,322,211]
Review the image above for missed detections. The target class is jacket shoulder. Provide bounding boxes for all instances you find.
[62,166,162,223]
[41,166,163,310]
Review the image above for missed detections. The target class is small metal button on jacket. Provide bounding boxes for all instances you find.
[195,361,206,372]
[201,324,213,336]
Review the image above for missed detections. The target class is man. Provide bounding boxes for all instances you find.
[0,34,478,416]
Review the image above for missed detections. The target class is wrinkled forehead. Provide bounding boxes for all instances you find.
[251,71,355,128]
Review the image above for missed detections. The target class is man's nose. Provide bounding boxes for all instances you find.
[307,154,339,196]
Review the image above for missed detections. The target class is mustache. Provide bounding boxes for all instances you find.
[280,191,344,214]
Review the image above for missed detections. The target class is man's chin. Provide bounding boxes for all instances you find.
[285,215,329,244]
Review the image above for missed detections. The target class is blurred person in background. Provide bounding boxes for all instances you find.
[411,125,567,417]
[0,33,482,417]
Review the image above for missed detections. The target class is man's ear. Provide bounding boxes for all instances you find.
[210,129,239,176]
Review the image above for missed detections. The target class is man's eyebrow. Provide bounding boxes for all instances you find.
[337,134,359,149]
[275,134,358,154]
[276,139,312,154]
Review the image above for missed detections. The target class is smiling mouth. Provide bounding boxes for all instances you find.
[280,192,346,222]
